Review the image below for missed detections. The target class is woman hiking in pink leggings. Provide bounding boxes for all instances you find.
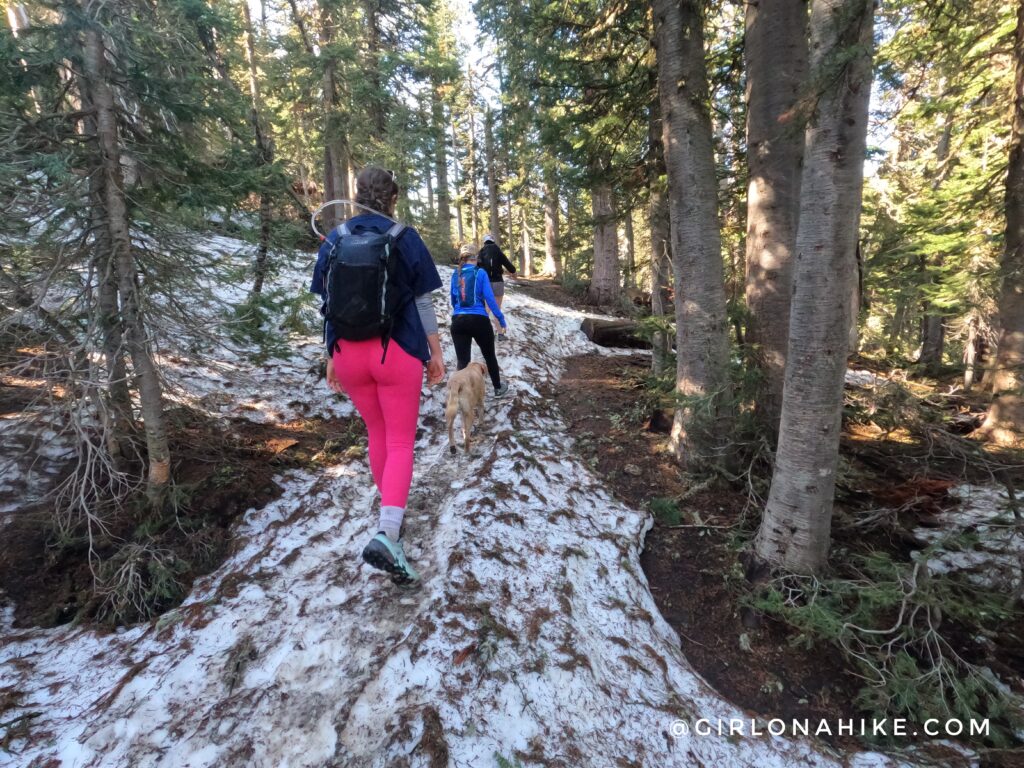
[311,167,445,585]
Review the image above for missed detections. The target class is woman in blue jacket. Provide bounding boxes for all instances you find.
[450,244,510,397]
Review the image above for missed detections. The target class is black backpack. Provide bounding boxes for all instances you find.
[323,220,407,358]
[477,246,494,279]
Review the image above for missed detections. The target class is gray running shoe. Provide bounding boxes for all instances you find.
[362,532,420,585]
[494,381,510,398]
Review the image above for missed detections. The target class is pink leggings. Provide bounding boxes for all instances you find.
[333,339,424,508]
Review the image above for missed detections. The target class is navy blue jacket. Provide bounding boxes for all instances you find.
[310,214,442,362]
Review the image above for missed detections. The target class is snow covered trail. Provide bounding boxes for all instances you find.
[1,242,894,767]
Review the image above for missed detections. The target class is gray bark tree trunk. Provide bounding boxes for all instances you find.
[83,23,171,501]
[918,313,945,369]
[506,194,515,256]
[361,0,386,138]
[743,0,809,434]
[544,166,561,277]
[451,119,464,242]
[982,0,1024,444]
[587,178,619,305]
[521,207,533,276]
[623,211,636,289]
[467,100,480,244]
[426,164,434,218]
[431,84,450,242]
[917,117,955,370]
[486,109,501,242]
[652,0,732,469]
[77,65,134,465]
[315,2,349,229]
[648,91,673,376]
[243,1,273,297]
[754,0,875,573]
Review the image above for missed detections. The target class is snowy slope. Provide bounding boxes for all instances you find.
[1,234,898,768]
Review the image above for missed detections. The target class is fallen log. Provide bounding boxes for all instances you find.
[580,318,650,349]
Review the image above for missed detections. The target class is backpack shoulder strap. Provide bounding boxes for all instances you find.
[386,222,407,240]
[327,223,350,258]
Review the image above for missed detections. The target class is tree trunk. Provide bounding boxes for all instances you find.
[7,4,41,113]
[918,312,945,370]
[506,192,515,257]
[521,206,533,276]
[653,0,732,469]
[468,98,480,243]
[486,109,501,242]
[362,0,386,138]
[743,0,809,435]
[431,83,450,242]
[964,313,985,392]
[648,89,673,376]
[623,210,636,289]
[426,164,434,218]
[543,166,561,277]
[242,1,273,297]
[849,241,862,355]
[83,23,171,502]
[322,90,349,229]
[754,0,875,573]
[317,3,349,230]
[588,177,619,305]
[916,117,955,370]
[982,1,1024,445]
[451,118,464,242]
[77,65,134,465]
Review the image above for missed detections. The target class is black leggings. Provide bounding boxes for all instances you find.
[451,313,501,389]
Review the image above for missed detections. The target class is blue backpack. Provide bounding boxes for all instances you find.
[455,266,480,309]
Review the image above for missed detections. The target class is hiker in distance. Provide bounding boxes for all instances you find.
[451,243,510,398]
[477,233,516,336]
[311,166,445,586]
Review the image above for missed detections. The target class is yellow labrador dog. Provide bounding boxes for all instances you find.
[446,362,487,454]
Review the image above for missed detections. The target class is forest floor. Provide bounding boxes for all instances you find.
[530,281,1024,767]
[0,243,1009,767]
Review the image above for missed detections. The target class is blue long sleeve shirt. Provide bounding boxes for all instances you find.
[450,265,506,328]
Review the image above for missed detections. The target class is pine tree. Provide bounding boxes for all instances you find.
[981,0,1024,444]
[652,0,733,469]
[743,0,808,434]
[754,0,875,573]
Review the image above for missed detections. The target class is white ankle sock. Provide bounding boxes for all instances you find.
[379,506,405,541]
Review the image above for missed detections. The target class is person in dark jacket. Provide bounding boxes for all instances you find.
[477,234,516,335]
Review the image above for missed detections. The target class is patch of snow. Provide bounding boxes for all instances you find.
[913,484,1024,591]
[0,234,908,767]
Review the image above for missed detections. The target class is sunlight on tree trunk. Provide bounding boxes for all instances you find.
[544,165,560,278]
[743,0,808,436]
[653,0,732,470]
[754,0,875,573]
[588,178,619,305]
[486,109,501,243]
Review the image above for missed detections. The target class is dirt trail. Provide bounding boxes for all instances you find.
[0,249,894,767]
